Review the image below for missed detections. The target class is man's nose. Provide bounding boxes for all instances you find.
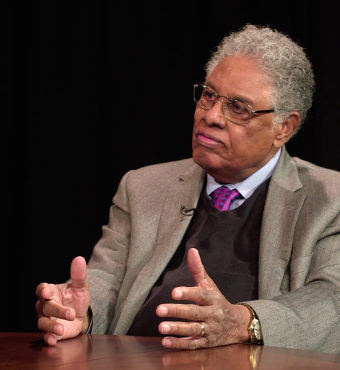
[204,99,226,127]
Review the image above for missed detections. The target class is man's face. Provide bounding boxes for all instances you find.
[192,56,285,184]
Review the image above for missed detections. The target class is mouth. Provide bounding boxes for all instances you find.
[196,132,222,146]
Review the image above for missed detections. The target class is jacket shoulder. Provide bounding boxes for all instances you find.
[124,158,200,184]
[292,157,340,183]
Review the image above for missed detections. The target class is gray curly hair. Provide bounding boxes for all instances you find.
[205,24,315,134]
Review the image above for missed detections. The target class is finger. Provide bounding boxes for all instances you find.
[157,302,207,320]
[70,256,87,290]
[42,333,59,346]
[36,283,56,300]
[159,320,206,339]
[161,336,206,350]
[187,248,218,291]
[35,298,45,315]
[171,285,218,305]
[41,300,76,321]
[38,316,64,337]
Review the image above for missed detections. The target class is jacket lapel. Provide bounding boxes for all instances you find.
[259,147,306,299]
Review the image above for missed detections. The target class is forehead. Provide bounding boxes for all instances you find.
[205,56,273,106]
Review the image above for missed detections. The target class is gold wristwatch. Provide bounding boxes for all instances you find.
[238,302,263,345]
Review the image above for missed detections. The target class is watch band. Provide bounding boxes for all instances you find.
[237,302,263,345]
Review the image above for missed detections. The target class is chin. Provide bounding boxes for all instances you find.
[193,150,220,173]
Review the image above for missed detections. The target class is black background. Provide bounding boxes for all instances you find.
[3,1,340,332]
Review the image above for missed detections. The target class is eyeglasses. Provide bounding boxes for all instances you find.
[193,83,275,125]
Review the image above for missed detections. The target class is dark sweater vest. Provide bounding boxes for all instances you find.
[127,178,270,337]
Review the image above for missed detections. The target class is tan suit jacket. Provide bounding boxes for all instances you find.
[87,146,340,353]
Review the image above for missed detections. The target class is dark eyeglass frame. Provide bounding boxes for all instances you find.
[193,83,275,125]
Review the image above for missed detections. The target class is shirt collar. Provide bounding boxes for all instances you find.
[206,148,281,199]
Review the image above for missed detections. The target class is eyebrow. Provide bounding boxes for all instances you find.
[205,82,255,107]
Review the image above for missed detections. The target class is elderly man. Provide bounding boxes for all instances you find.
[36,24,340,353]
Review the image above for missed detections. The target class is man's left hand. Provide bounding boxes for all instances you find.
[156,248,251,349]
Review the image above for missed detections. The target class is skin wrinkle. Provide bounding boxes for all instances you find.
[192,305,201,321]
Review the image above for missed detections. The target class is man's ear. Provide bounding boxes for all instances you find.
[273,112,300,148]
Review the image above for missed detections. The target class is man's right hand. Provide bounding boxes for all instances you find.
[35,256,90,346]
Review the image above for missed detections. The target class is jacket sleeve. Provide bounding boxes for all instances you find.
[246,163,340,354]
[86,170,133,334]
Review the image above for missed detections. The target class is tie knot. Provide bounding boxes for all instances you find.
[211,186,242,211]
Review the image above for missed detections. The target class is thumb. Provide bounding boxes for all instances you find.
[70,256,87,289]
[187,248,219,291]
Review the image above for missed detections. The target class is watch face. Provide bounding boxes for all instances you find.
[252,319,262,340]
[254,322,262,339]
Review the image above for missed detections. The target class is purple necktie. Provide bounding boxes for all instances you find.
[211,186,242,211]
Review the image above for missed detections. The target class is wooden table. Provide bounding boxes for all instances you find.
[1,332,340,369]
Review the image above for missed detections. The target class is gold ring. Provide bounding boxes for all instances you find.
[196,323,205,338]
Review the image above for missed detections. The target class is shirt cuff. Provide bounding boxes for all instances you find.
[85,306,93,334]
